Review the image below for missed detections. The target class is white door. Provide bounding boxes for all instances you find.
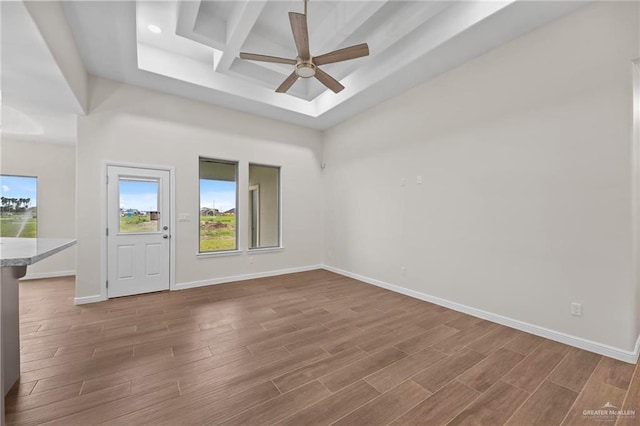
[107,166,171,298]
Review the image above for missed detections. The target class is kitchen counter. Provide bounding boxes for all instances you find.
[1,238,76,426]
[0,238,77,267]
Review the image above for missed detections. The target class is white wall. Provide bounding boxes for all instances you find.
[76,77,324,300]
[323,2,640,353]
[0,139,76,277]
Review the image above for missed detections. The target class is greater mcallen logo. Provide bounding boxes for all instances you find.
[583,402,635,421]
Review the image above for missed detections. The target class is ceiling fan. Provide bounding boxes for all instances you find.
[238,0,369,94]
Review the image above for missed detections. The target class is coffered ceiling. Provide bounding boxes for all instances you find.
[62,1,587,130]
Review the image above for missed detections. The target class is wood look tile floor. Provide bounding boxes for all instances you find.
[5,270,640,425]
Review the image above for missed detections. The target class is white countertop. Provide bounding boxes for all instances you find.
[0,238,77,267]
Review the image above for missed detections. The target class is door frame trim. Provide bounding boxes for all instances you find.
[249,184,260,248]
[101,161,176,300]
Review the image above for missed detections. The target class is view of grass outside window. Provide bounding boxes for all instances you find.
[119,178,160,233]
[0,175,37,238]
[249,164,280,249]
[200,158,237,252]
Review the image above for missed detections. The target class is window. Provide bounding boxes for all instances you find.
[199,158,238,252]
[0,175,38,238]
[119,178,160,233]
[249,164,280,249]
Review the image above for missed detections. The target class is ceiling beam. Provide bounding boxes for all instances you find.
[23,0,88,114]
[214,1,267,73]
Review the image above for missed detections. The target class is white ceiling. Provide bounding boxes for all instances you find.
[61,1,587,130]
[1,1,81,144]
[2,0,586,134]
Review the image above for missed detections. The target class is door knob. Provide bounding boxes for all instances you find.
[163,226,168,231]
[163,234,169,239]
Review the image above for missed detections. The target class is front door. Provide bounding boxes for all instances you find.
[107,166,171,297]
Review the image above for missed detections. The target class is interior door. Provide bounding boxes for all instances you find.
[107,166,170,298]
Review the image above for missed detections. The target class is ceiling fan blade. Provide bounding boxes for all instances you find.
[289,12,310,60]
[313,43,370,66]
[276,71,299,93]
[239,53,296,65]
[314,68,345,93]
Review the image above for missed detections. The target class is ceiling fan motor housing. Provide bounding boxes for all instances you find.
[296,61,316,78]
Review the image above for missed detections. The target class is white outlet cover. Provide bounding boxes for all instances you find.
[570,302,583,316]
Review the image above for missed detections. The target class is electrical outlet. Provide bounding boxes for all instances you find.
[400,266,407,276]
[327,250,332,259]
[400,178,407,187]
[248,256,254,265]
[417,176,422,184]
[570,302,583,317]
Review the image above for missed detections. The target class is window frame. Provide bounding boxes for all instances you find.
[198,157,239,254]
[0,174,39,239]
[248,163,281,251]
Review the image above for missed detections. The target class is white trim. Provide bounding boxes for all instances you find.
[249,184,260,248]
[21,270,76,281]
[633,331,640,359]
[74,294,106,305]
[248,247,284,254]
[176,264,322,290]
[323,265,640,364]
[196,250,243,259]
[632,59,640,364]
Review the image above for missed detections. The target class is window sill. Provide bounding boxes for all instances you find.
[197,250,243,259]
[248,247,284,254]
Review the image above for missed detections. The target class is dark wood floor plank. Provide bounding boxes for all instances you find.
[504,333,544,356]
[390,380,480,426]
[431,324,497,355]
[457,348,525,392]
[503,346,566,392]
[6,383,130,426]
[319,347,407,392]
[364,347,446,393]
[589,357,635,391]
[448,380,529,426]
[547,348,601,392]
[394,324,459,355]
[273,346,368,393]
[277,381,380,426]
[411,349,486,393]
[7,272,640,426]
[618,365,640,426]
[219,381,331,425]
[332,380,431,426]
[505,380,577,426]
[467,326,520,355]
[562,379,627,425]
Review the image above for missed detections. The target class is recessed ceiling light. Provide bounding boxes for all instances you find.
[148,24,162,34]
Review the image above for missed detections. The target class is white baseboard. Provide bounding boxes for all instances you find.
[323,265,640,364]
[175,264,324,291]
[21,270,76,281]
[74,294,106,305]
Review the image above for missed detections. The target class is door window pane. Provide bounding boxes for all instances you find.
[119,178,160,233]
[199,158,238,252]
[249,164,280,249]
[0,175,37,238]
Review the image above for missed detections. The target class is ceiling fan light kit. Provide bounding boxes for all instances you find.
[238,0,370,94]
[296,62,316,78]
